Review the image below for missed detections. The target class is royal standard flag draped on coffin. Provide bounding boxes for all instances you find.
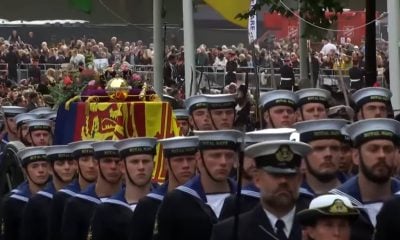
[54,101,180,182]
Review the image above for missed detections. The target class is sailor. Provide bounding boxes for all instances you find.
[211,140,313,240]
[295,88,331,121]
[48,140,97,240]
[20,145,76,240]
[259,90,298,128]
[14,113,38,146]
[154,130,241,240]
[297,194,359,240]
[185,95,213,131]
[351,87,392,120]
[173,109,190,136]
[60,141,122,240]
[0,106,26,147]
[204,94,236,130]
[26,119,53,146]
[130,136,198,240]
[0,147,49,240]
[330,118,400,240]
[294,119,348,196]
[219,128,300,220]
[90,137,158,240]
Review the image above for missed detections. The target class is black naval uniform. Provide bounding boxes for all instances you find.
[90,188,134,240]
[330,176,400,240]
[20,181,56,240]
[211,195,312,240]
[48,179,81,240]
[130,182,168,240]
[374,193,400,240]
[219,183,260,220]
[1,182,32,240]
[154,176,236,240]
[60,184,109,240]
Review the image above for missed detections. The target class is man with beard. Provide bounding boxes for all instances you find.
[20,145,77,240]
[259,90,298,129]
[90,138,157,240]
[130,136,198,240]
[48,140,98,240]
[173,109,191,136]
[26,119,53,146]
[211,140,313,240]
[294,119,348,196]
[204,94,236,130]
[185,95,213,132]
[352,87,392,120]
[14,113,38,146]
[219,128,305,220]
[330,118,400,240]
[154,130,241,240]
[60,141,122,240]
[1,147,49,240]
[295,88,331,121]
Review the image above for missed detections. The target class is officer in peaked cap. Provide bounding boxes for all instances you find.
[211,140,313,240]
[21,145,76,240]
[185,95,213,131]
[330,118,400,240]
[26,119,52,146]
[155,130,241,240]
[90,138,157,240]
[14,113,38,146]
[259,90,298,129]
[297,194,359,240]
[1,147,49,240]
[351,87,392,120]
[173,109,190,136]
[131,136,198,240]
[219,128,307,220]
[295,88,331,121]
[1,106,26,144]
[48,140,97,240]
[204,94,236,130]
[294,119,348,196]
[60,141,122,240]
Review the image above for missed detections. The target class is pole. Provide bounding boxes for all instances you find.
[388,0,400,113]
[153,0,164,97]
[299,1,309,89]
[364,0,376,87]
[183,0,196,98]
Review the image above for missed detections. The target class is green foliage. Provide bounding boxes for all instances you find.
[236,0,344,39]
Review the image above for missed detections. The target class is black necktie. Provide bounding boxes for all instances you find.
[275,219,288,240]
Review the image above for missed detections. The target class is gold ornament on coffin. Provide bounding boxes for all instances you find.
[105,78,131,101]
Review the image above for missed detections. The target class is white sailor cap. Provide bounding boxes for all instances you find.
[293,119,348,143]
[297,194,359,225]
[159,136,199,158]
[296,88,331,107]
[185,95,208,113]
[328,105,355,121]
[15,113,38,128]
[91,141,120,159]
[351,87,392,109]
[245,128,298,145]
[45,112,57,121]
[45,145,73,162]
[245,140,312,174]
[26,119,52,132]
[173,109,189,120]
[1,106,26,117]
[259,90,298,111]
[115,137,157,158]
[29,107,54,118]
[17,147,48,167]
[194,130,242,151]
[203,94,236,109]
[68,140,95,158]
[345,118,400,147]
